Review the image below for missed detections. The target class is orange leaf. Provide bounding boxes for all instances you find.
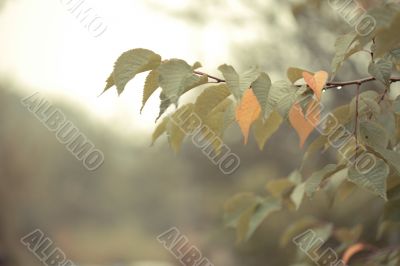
[302,71,328,100]
[289,99,321,148]
[342,243,375,264]
[236,88,261,144]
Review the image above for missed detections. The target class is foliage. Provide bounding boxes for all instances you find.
[103,2,400,265]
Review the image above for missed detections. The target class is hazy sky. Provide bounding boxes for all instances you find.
[0,0,291,135]
[0,0,196,134]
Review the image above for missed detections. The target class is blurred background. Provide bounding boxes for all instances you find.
[0,0,397,265]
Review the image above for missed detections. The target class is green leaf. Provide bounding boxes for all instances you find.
[156,93,172,122]
[393,96,400,115]
[192,61,202,70]
[287,67,313,83]
[288,170,302,185]
[265,178,296,198]
[141,69,160,112]
[238,197,281,242]
[251,72,271,118]
[374,13,400,57]
[218,64,259,101]
[290,183,306,210]
[183,74,208,92]
[350,90,381,118]
[373,147,400,176]
[223,193,259,228]
[384,199,400,223]
[279,216,320,247]
[377,111,397,145]
[158,59,194,105]
[253,111,283,150]
[368,58,393,87]
[348,158,389,200]
[111,48,162,94]
[331,32,358,78]
[194,84,231,119]
[267,80,303,118]
[334,224,363,245]
[324,168,352,205]
[304,164,338,198]
[386,48,400,65]
[359,121,389,149]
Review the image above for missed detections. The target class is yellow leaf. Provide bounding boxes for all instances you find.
[194,84,231,119]
[151,117,169,145]
[235,88,261,144]
[287,67,314,83]
[141,69,160,113]
[253,111,283,150]
[265,179,295,198]
[289,99,321,148]
[302,71,328,100]
[167,104,195,153]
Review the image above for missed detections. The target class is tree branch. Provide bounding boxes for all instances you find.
[193,70,400,90]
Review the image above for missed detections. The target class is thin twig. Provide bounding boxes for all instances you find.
[354,83,362,157]
[194,71,225,83]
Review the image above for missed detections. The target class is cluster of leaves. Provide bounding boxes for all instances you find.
[103,2,400,264]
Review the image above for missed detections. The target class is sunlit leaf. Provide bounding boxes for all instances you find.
[141,69,160,112]
[194,84,231,119]
[158,59,193,104]
[167,104,195,153]
[111,48,162,94]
